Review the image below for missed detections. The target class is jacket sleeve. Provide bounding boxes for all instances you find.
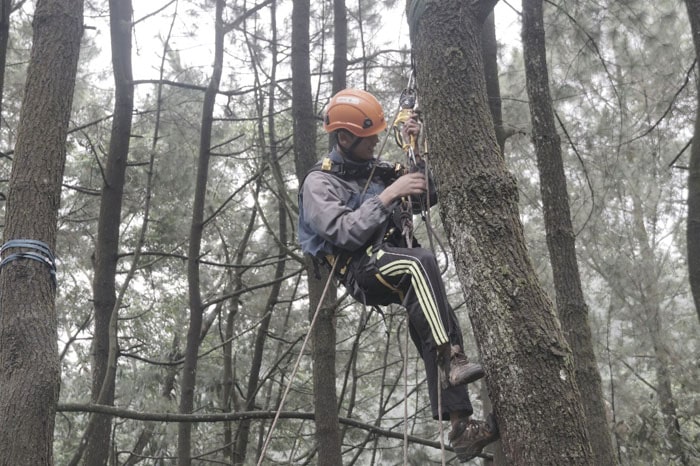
[302,171,392,252]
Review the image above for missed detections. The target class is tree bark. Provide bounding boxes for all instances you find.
[683,0,700,324]
[408,0,594,463]
[84,1,134,464]
[521,1,617,464]
[0,0,83,465]
[178,1,225,464]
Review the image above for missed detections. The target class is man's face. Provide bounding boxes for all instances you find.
[339,131,379,161]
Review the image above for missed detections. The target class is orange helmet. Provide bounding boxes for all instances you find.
[323,88,387,137]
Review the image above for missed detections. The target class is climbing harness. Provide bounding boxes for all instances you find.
[314,155,405,187]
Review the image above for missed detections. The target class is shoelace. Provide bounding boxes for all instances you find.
[464,420,486,439]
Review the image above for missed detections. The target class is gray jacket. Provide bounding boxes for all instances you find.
[298,150,393,257]
[298,148,436,258]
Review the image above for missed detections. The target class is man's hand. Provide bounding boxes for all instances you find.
[400,113,422,151]
[378,172,426,207]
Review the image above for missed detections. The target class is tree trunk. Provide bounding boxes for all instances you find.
[332,0,347,93]
[683,0,700,324]
[292,0,343,463]
[407,0,594,464]
[85,1,134,464]
[0,0,83,465]
[178,1,225,464]
[521,1,617,464]
[222,207,256,462]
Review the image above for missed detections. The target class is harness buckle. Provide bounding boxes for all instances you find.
[326,254,351,277]
[321,157,333,172]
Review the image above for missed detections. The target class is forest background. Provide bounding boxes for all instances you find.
[0,0,698,465]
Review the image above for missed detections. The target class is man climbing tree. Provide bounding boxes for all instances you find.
[298,88,499,461]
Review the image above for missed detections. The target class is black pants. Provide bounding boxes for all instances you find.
[343,243,473,420]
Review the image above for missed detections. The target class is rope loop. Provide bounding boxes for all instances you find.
[0,239,57,287]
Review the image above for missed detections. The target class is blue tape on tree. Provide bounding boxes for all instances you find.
[0,239,57,287]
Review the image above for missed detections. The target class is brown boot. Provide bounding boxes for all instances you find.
[438,344,484,389]
[449,414,499,462]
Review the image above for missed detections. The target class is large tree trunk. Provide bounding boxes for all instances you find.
[178,1,225,464]
[85,1,134,464]
[683,0,700,324]
[0,0,83,464]
[521,1,617,464]
[407,1,594,464]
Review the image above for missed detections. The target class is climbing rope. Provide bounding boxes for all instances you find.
[403,293,410,464]
[388,76,449,465]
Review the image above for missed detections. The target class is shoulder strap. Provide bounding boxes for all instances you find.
[305,156,405,183]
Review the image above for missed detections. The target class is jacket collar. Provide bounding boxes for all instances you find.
[330,146,374,169]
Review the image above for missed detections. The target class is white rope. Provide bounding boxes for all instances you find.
[403,318,410,464]
[438,364,447,465]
